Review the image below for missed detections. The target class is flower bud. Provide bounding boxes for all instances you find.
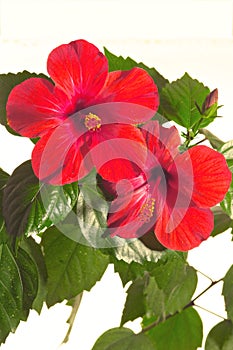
[202,88,218,117]
[203,88,218,111]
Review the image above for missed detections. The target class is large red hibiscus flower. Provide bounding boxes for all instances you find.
[6,40,159,185]
[101,121,231,251]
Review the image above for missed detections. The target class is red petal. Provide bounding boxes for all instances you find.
[107,176,151,238]
[99,159,142,182]
[7,78,67,137]
[187,146,231,207]
[155,205,213,251]
[91,124,148,182]
[96,68,159,122]
[47,39,108,106]
[32,120,90,185]
[141,121,181,170]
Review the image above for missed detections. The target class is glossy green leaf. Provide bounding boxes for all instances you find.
[0,244,23,343]
[58,169,115,248]
[92,327,154,350]
[111,248,187,286]
[2,160,78,237]
[0,237,46,343]
[0,168,9,231]
[104,48,168,94]
[75,169,109,247]
[143,308,203,350]
[223,265,233,321]
[211,206,232,236]
[16,246,39,318]
[41,226,109,307]
[109,239,164,265]
[121,276,147,326]
[0,71,50,134]
[18,237,47,314]
[205,320,233,350]
[160,73,211,129]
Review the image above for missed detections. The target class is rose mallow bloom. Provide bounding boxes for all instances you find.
[7,39,159,185]
[100,121,231,251]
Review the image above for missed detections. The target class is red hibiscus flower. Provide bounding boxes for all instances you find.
[6,40,159,185]
[100,121,231,251]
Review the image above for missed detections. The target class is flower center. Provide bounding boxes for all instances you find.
[140,197,155,223]
[84,113,102,131]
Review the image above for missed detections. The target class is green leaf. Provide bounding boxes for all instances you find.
[121,276,147,326]
[92,328,134,350]
[143,308,203,350]
[112,258,147,287]
[219,140,233,171]
[220,179,233,220]
[75,169,109,247]
[0,244,23,343]
[211,206,233,236]
[0,238,46,344]
[144,276,166,320]
[2,160,78,237]
[223,265,233,321]
[15,246,39,318]
[18,237,47,314]
[0,224,9,244]
[218,141,233,218]
[92,327,154,350]
[58,169,119,248]
[199,129,224,150]
[41,226,109,307]
[0,71,50,134]
[160,73,211,129]
[205,320,233,350]
[104,48,169,94]
[146,255,197,319]
[120,253,197,326]
[109,239,164,265]
[111,248,187,286]
[0,168,9,231]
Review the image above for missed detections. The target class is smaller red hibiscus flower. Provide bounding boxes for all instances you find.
[6,40,159,185]
[100,121,231,251]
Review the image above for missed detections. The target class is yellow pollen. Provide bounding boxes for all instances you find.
[84,113,102,131]
[140,197,155,223]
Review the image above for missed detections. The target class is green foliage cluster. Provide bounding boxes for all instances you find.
[0,49,232,349]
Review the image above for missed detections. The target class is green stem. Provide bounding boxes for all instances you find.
[192,278,222,304]
[190,137,207,147]
[196,270,214,283]
[194,304,226,321]
[140,278,223,334]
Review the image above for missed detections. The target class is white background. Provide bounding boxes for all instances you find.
[0,0,233,349]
